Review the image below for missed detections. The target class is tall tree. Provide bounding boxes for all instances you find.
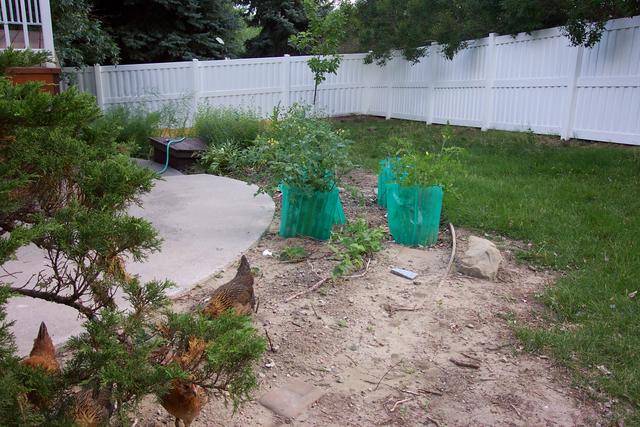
[239,0,309,57]
[51,0,120,67]
[345,0,640,63]
[93,0,243,63]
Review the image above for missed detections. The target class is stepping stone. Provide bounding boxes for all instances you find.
[258,380,324,419]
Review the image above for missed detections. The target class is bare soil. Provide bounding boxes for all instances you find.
[137,169,601,427]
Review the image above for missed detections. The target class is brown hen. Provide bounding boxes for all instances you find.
[160,380,207,427]
[72,388,109,427]
[22,322,59,373]
[202,255,255,318]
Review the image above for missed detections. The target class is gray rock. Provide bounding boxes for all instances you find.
[458,236,502,280]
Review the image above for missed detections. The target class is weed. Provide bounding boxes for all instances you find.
[279,246,307,261]
[198,140,243,176]
[330,218,385,277]
[336,319,348,328]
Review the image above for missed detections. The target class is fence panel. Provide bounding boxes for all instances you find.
[62,15,640,146]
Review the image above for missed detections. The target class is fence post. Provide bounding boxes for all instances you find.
[481,33,497,131]
[191,59,200,117]
[282,54,291,110]
[426,42,438,125]
[93,64,104,109]
[362,51,373,115]
[385,58,394,120]
[561,46,583,140]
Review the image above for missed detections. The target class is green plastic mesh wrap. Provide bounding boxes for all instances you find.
[377,158,397,208]
[279,184,345,240]
[386,184,443,246]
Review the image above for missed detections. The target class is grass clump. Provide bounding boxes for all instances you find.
[194,106,264,149]
[337,118,640,422]
[193,106,264,176]
[99,105,161,158]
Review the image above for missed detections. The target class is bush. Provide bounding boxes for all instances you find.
[98,105,161,158]
[248,104,353,194]
[194,106,264,149]
[0,79,265,425]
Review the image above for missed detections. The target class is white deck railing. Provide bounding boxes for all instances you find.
[0,0,54,55]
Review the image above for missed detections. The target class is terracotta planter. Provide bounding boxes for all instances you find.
[5,66,61,94]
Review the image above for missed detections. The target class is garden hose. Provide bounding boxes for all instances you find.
[158,137,186,175]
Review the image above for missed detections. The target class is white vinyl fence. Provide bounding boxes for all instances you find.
[63,15,640,146]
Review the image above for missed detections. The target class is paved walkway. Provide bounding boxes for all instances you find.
[4,172,274,355]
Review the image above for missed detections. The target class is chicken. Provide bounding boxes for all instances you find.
[202,255,255,318]
[160,380,207,427]
[72,388,109,427]
[22,322,59,373]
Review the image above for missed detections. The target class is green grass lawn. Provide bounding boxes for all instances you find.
[335,118,640,422]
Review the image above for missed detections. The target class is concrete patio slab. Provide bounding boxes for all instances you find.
[4,174,274,355]
[259,380,325,419]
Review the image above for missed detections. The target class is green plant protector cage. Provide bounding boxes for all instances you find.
[377,158,397,208]
[386,184,443,246]
[280,184,345,240]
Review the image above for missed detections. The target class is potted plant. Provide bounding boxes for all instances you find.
[0,48,60,94]
[386,127,465,246]
[249,105,352,240]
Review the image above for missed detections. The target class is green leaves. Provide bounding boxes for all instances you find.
[0,48,52,75]
[289,0,349,103]
[248,105,353,194]
[331,218,385,277]
[392,125,466,191]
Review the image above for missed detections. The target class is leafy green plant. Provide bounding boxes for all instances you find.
[194,106,264,149]
[330,218,385,277]
[248,104,353,194]
[98,105,161,158]
[0,48,52,75]
[198,140,244,176]
[279,246,307,262]
[392,125,466,190]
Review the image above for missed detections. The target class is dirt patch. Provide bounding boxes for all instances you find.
[136,169,601,426]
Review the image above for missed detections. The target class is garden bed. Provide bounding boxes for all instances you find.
[135,169,602,426]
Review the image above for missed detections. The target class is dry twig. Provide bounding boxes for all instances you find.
[264,328,275,352]
[449,357,480,369]
[418,388,443,396]
[284,277,330,302]
[375,360,403,391]
[343,258,371,279]
[425,415,441,427]
[460,352,483,362]
[390,397,412,412]
[510,403,523,419]
[438,223,457,288]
